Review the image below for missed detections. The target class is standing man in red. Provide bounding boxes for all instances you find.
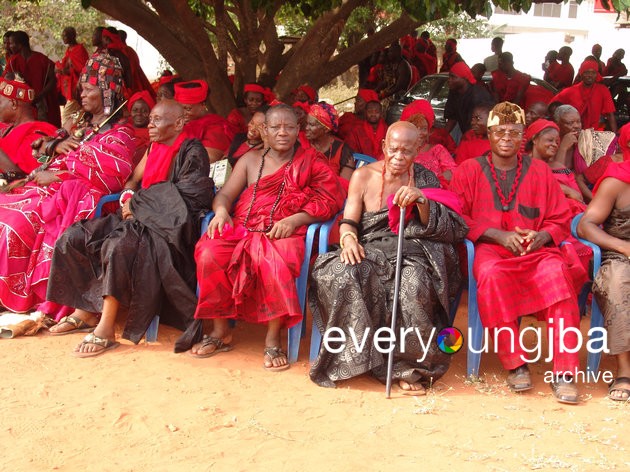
[491,52,530,107]
[56,27,89,106]
[188,105,344,370]
[450,102,586,404]
[546,46,574,91]
[552,59,617,132]
[345,97,387,160]
[5,31,60,127]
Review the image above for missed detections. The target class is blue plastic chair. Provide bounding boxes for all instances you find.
[200,212,321,364]
[353,153,377,168]
[571,213,604,374]
[93,192,160,343]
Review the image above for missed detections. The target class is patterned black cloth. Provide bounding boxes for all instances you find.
[46,139,214,345]
[309,165,468,388]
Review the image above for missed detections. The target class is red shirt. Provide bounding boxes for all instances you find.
[552,82,615,130]
[491,70,530,105]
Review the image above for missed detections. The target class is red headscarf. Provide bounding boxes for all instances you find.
[524,119,559,144]
[400,99,435,129]
[127,90,156,112]
[357,88,379,104]
[244,83,275,103]
[309,102,339,133]
[579,59,602,82]
[292,101,310,114]
[174,80,209,104]
[102,29,124,51]
[450,62,476,85]
[297,85,316,103]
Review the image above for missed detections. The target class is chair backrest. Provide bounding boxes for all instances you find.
[353,153,377,168]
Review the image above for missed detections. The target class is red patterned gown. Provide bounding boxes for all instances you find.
[193,147,344,329]
[0,124,135,312]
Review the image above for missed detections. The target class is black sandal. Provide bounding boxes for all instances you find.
[189,335,233,358]
[608,376,630,402]
[263,346,290,372]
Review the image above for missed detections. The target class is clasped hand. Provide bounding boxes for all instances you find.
[501,226,550,256]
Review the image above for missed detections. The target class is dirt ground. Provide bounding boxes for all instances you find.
[1,301,628,472]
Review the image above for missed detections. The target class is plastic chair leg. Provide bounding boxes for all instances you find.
[145,315,160,342]
[586,298,604,375]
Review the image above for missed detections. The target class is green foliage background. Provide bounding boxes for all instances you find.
[0,0,106,61]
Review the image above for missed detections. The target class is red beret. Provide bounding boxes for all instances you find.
[357,88,379,104]
[298,85,316,102]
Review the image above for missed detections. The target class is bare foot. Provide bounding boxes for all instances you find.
[398,380,426,396]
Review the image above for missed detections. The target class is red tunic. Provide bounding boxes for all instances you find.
[491,70,530,106]
[337,112,358,141]
[56,43,89,101]
[547,62,574,89]
[455,133,490,165]
[450,155,586,326]
[183,114,234,153]
[194,147,345,327]
[226,108,247,134]
[552,83,615,130]
[0,121,57,173]
[123,45,155,98]
[345,119,387,159]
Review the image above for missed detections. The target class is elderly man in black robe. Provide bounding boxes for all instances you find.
[309,122,467,395]
[46,99,213,356]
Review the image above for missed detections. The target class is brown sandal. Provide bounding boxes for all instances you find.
[49,315,96,336]
[263,346,290,372]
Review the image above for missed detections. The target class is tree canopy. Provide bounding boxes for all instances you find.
[81,0,624,114]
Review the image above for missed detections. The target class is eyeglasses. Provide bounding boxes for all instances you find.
[490,129,523,139]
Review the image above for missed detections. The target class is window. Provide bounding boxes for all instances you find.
[533,2,562,18]
[568,1,579,19]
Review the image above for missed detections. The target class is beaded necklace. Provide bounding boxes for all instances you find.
[243,147,294,232]
[378,162,414,209]
[487,154,523,212]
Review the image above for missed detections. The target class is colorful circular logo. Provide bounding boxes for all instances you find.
[437,327,464,354]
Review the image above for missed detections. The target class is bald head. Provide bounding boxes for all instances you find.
[148,99,185,145]
[382,121,420,168]
[387,121,419,142]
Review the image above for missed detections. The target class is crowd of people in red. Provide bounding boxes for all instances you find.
[0,25,628,404]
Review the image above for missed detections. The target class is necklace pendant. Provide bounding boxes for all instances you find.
[499,170,507,181]
[502,205,509,211]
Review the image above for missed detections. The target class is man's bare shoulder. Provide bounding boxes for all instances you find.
[352,161,382,183]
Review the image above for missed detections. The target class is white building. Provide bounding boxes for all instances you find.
[458,0,629,77]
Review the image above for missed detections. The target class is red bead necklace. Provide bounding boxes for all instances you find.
[487,154,523,212]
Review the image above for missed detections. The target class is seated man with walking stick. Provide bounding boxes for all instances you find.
[309,121,467,395]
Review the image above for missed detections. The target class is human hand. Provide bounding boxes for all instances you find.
[32,171,61,187]
[392,185,426,208]
[121,200,133,220]
[559,132,578,150]
[207,208,232,238]
[340,236,365,265]
[267,215,299,240]
[54,137,81,156]
[515,226,551,254]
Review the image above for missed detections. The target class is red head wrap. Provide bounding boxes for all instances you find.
[578,59,602,81]
[102,29,124,50]
[450,62,476,85]
[158,75,174,86]
[0,77,35,103]
[292,101,310,114]
[127,90,155,112]
[244,83,266,96]
[400,99,435,129]
[524,119,559,143]
[174,80,209,104]
[298,85,316,102]
[309,102,339,133]
[357,88,380,104]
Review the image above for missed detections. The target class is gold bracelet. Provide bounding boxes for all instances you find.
[339,231,358,249]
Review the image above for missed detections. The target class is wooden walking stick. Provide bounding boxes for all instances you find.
[385,204,406,398]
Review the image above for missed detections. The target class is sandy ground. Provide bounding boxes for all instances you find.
[1,301,629,472]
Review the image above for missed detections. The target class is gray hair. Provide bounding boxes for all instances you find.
[553,104,579,123]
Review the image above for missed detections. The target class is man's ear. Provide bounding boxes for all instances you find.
[175,115,185,131]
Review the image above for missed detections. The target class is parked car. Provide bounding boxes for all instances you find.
[606,76,630,128]
[386,73,558,126]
